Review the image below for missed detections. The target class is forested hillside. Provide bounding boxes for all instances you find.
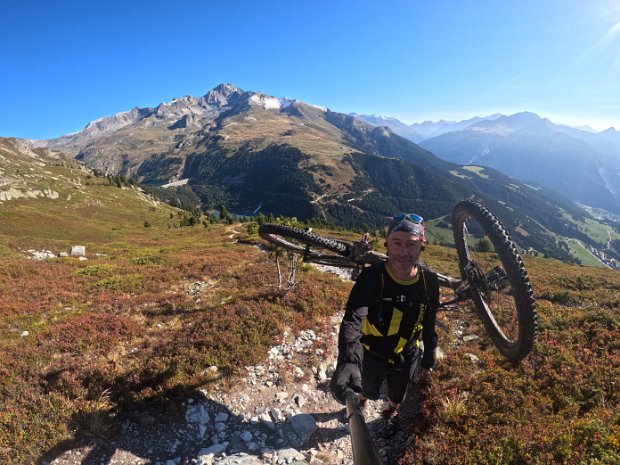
[35,84,620,264]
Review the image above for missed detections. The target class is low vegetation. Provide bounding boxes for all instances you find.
[0,217,353,464]
[2,213,618,464]
[399,254,620,465]
[0,152,618,464]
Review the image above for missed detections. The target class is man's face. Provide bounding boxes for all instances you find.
[386,231,423,274]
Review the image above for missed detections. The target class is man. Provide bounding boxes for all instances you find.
[330,213,440,419]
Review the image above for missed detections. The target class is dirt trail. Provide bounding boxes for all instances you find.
[41,311,427,465]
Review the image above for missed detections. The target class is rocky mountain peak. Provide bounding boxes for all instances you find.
[203,83,245,108]
[153,95,209,120]
[81,107,153,136]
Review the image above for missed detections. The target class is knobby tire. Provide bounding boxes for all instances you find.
[259,224,356,268]
[452,199,538,362]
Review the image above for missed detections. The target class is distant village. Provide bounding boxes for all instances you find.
[586,243,619,270]
[524,243,619,270]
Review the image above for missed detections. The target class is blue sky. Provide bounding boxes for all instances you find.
[2,0,620,139]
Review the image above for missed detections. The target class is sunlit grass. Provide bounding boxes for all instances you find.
[567,238,608,268]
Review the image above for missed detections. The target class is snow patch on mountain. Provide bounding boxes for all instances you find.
[311,104,327,112]
[249,95,279,110]
[247,94,297,111]
[279,98,294,109]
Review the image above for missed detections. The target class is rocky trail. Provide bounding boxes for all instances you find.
[39,236,442,465]
[41,308,429,465]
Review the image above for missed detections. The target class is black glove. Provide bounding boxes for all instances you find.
[421,348,436,370]
[330,363,362,404]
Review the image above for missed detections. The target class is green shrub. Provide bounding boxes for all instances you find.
[92,274,142,291]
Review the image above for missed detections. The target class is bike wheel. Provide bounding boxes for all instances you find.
[259,224,356,268]
[452,199,537,362]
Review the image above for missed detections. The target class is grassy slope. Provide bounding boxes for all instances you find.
[425,217,456,246]
[1,151,618,464]
[217,105,358,194]
[0,156,353,463]
[400,252,620,465]
[567,239,608,268]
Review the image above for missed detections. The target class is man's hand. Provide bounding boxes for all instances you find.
[330,363,362,404]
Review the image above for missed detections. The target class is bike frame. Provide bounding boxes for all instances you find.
[259,207,538,363]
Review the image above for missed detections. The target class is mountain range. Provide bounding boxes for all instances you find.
[354,111,620,215]
[6,83,618,264]
[350,113,503,142]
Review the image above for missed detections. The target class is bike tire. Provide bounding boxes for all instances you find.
[259,224,356,268]
[452,199,537,362]
[259,224,387,268]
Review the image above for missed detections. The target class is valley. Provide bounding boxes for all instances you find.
[19,84,619,266]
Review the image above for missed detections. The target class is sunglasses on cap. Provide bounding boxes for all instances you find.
[392,213,424,224]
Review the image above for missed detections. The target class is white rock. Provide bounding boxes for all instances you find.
[259,413,276,430]
[198,442,228,456]
[270,408,285,423]
[185,402,210,425]
[291,414,318,445]
[195,456,213,465]
[276,447,305,463]
[465,352,481,364]
[293,394,306,408]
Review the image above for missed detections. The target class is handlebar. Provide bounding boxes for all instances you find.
[343,388,385,465]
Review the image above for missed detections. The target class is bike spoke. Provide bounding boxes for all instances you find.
[478,286,520,342]
[463,218,521,344]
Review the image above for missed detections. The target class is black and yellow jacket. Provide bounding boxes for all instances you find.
[338,262,439,367]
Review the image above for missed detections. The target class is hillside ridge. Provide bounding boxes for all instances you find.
[21,85,620,264]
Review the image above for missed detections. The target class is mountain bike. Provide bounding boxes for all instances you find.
[259,199,537,362]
